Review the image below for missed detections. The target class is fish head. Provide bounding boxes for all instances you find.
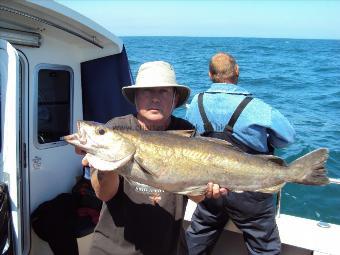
[64,120,136,162]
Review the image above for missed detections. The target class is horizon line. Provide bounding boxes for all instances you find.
[119,35,340,41]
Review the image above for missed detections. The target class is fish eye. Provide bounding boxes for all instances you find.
[97,128,106,135]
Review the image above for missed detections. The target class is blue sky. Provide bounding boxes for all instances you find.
[57,0,340,39]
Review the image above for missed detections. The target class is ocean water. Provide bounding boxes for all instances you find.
[123,36,340,224]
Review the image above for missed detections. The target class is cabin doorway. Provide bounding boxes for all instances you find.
[0,39,28,255]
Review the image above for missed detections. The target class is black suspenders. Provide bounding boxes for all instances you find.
[197,93,274,154]
[198,93,214,133]
[198,92,253,135]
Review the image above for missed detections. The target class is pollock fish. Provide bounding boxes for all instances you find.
[63,121,329,195]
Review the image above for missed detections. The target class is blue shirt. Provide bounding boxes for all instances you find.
[185,83,295,153]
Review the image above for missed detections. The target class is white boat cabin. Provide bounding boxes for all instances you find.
[0,1,339,255]
[0,0,134,254]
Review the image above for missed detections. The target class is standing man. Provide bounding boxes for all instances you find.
[185,52,295,255]
[80,61,222,255]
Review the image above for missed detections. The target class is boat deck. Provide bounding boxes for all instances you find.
[76,200,339,255]
[184,200,340,255]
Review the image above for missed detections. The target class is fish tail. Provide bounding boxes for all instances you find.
[289,148,330,185]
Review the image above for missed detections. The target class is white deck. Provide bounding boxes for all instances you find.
[77,200,340,255]
[185,200,340,255]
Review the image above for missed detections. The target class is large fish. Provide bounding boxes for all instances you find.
[64,121,329,195]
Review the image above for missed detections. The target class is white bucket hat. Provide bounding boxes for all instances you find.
[122,61,190,108]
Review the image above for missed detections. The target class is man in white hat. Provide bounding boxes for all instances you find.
[83,61,224,255]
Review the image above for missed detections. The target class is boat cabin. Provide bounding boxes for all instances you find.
[0,0,134,254]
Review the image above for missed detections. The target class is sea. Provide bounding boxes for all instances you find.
[122,36,340,225]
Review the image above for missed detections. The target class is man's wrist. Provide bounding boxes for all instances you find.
[90,167,97,177]
[91,168,109,182]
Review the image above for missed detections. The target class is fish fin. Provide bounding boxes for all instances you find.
[124,178,165,195]
[256,155,287,166]
[289,148,330,185]
[196,136,244,151]
[134,155,159,178]
[111,139,136,162]
[86,153,133,171]
[166,129,196,137]
[233,190,244,193]
[256,183,285,193]
[175,186,207,196]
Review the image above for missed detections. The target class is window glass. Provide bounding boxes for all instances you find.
[37,69,71,144]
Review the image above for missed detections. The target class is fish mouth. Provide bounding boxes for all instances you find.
[63,120,110,153]
[63,123,90,149]
[63,133,88,149]
[63,133,77,142]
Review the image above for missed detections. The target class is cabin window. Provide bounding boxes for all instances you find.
[35,65,73,148]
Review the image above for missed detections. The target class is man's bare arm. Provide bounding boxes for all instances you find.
[90,168,119,202]
[76,147,120,202]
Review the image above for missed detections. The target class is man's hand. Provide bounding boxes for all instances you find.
[75,147,90,167]
[149,194,162,205]
[81,156,89,167]
[205,182,228,199]
[189,182,228,203]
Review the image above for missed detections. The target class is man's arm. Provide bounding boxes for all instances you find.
[87,116,126,201]
[90,168,119,202]
[76,148,120,202]
[268,108,296,148]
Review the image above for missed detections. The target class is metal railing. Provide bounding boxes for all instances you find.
[329,178,340,185]
[276,177,340,218]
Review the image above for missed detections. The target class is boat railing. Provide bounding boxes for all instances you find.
[276,177,340,218]
[329,178,340,185]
